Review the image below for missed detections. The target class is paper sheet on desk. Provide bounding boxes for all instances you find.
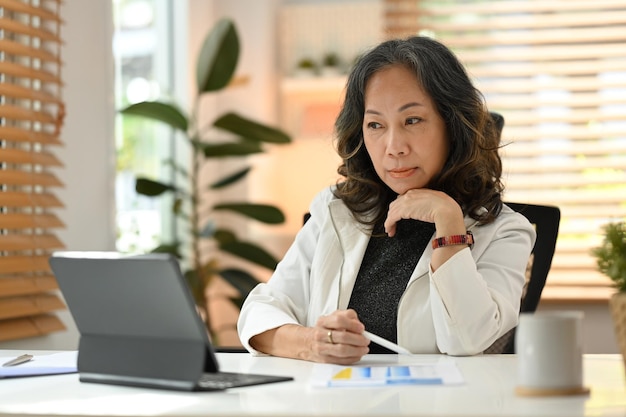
[0,351,78,378]
[311,362,464,387]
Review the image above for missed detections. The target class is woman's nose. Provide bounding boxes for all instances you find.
[386,129,409,156]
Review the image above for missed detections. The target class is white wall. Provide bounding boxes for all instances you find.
[0,0,618,355]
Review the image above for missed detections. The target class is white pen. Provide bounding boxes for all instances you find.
[363,330,412,355]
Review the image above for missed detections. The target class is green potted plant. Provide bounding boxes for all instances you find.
[294,57,317,77]
[119,18,291,341]
[321,52,342,76]
[592,221,626,369]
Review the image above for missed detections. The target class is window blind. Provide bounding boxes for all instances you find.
[385,0,625,298]
[0,0,66,341]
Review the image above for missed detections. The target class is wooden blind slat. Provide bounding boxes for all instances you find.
[477,77,626,95]
[0,148,63,166]
[423,11,626,31]
[0,275,58,297]
[467,60,626,78]
[0,62,62,85]
[0,126,62,145]
[436,28,626,47]
[0,234,64,251]
[0,105,59,125]
[505,158,626,173]
[0,213,65,229]
[502,142,626,157]
[0,314,65,342]
[558,206,623,218]
[502,126,626,141]
[0,293,65,320]
[0,191,63,208]
[493,111,626,125]
[459,44,626,63]
[0,255,53,274]
[0,83,62,104]
[0,0,63,23]
[0,170,63,187]
[489,94,625,109]
[0,17,62,42]
[421,0,626,16]
[505,175,626,189]
[0,39,62,64]
[504,190,626,204]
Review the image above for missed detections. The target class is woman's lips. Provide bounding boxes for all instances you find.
[388,168,416,178]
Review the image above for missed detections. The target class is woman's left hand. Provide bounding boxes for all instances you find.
[384,189,464,237]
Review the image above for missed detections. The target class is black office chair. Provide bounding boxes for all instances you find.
[483,201,561,354]
[505,202,560,316]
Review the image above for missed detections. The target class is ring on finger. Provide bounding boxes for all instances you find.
[327,330,335,344]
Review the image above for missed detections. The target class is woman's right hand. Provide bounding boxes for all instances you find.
[249,309,370,365]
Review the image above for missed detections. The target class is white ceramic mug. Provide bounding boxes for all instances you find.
[515,310,589,396]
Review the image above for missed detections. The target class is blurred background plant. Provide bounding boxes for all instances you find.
[119,17,291,337]
[593,221,626,292]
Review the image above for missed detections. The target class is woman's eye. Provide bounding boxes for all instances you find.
[367,121,382,129]
[406,117,422,125]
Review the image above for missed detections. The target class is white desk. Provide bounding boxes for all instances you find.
[0,351,624,417]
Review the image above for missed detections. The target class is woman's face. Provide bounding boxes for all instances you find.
[362,64,448,195]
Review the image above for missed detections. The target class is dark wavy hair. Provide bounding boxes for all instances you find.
[333,36,503,227]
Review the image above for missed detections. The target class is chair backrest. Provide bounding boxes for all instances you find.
[505,202,561,314]
[492,202,561,354]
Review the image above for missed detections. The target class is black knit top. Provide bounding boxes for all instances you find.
[347,219,435,353]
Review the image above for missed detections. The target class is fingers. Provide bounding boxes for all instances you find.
[312,310,370,364]
[384,219,398,237]
[384,189,459,236]
[316,309,365,334]
[384,190,425,236]
[315,327,370,365]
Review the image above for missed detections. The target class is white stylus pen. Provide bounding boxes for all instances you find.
[363,330,412,355]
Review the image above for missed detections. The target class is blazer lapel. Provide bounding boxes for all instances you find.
[328,200,371,309]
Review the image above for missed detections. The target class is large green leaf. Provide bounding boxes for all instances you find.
[210,167,251,189]
[150,242,181,258]
[194,140,263,158]
[219,268,259,298]
[214,112,291,144]
[213,228,237,244]
[196,18,239,93]
[213,203,285,224]
[121,101,188,132]
[135,178,178,196]
[219,240,278,270]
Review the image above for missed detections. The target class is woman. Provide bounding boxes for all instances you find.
[237,36,535,365]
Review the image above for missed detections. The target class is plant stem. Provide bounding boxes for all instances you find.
[190,96,211,331]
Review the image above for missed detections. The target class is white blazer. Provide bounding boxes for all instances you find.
[238,187,536,356]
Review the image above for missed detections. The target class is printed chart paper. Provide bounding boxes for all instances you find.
[311,361,464,387]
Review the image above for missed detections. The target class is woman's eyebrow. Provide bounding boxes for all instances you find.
[398,102,424,112]
[364,102,424,115]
